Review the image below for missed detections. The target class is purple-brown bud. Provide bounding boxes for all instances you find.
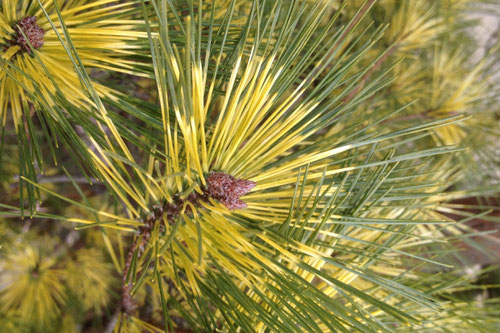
[206,172,256,210]
[14,16,45,53]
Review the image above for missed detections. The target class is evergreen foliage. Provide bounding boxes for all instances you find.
[0,0,499,332]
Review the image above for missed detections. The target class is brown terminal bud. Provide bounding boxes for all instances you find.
[206,172,256,210]
[14,16,45,53]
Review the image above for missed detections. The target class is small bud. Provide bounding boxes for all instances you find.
[14,16,45,53]
[206,172,255,210]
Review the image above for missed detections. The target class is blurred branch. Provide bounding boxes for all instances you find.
[11,175,99,186]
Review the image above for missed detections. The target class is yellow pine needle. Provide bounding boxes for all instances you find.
[2,1,495,331]
[388,0,444,53]
[0,247,65,326]
[0,0,148,127]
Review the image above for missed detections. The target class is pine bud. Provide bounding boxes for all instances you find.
[14,16,45,53]
[206,172,256,210]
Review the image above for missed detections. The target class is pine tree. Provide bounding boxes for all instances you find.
[1,0,499,332]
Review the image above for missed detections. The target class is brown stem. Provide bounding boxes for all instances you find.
[121,235,140,315]
[336,0,377,49]
[120,212,158,315]
[118,172,255,317]
[344,44,399,104]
